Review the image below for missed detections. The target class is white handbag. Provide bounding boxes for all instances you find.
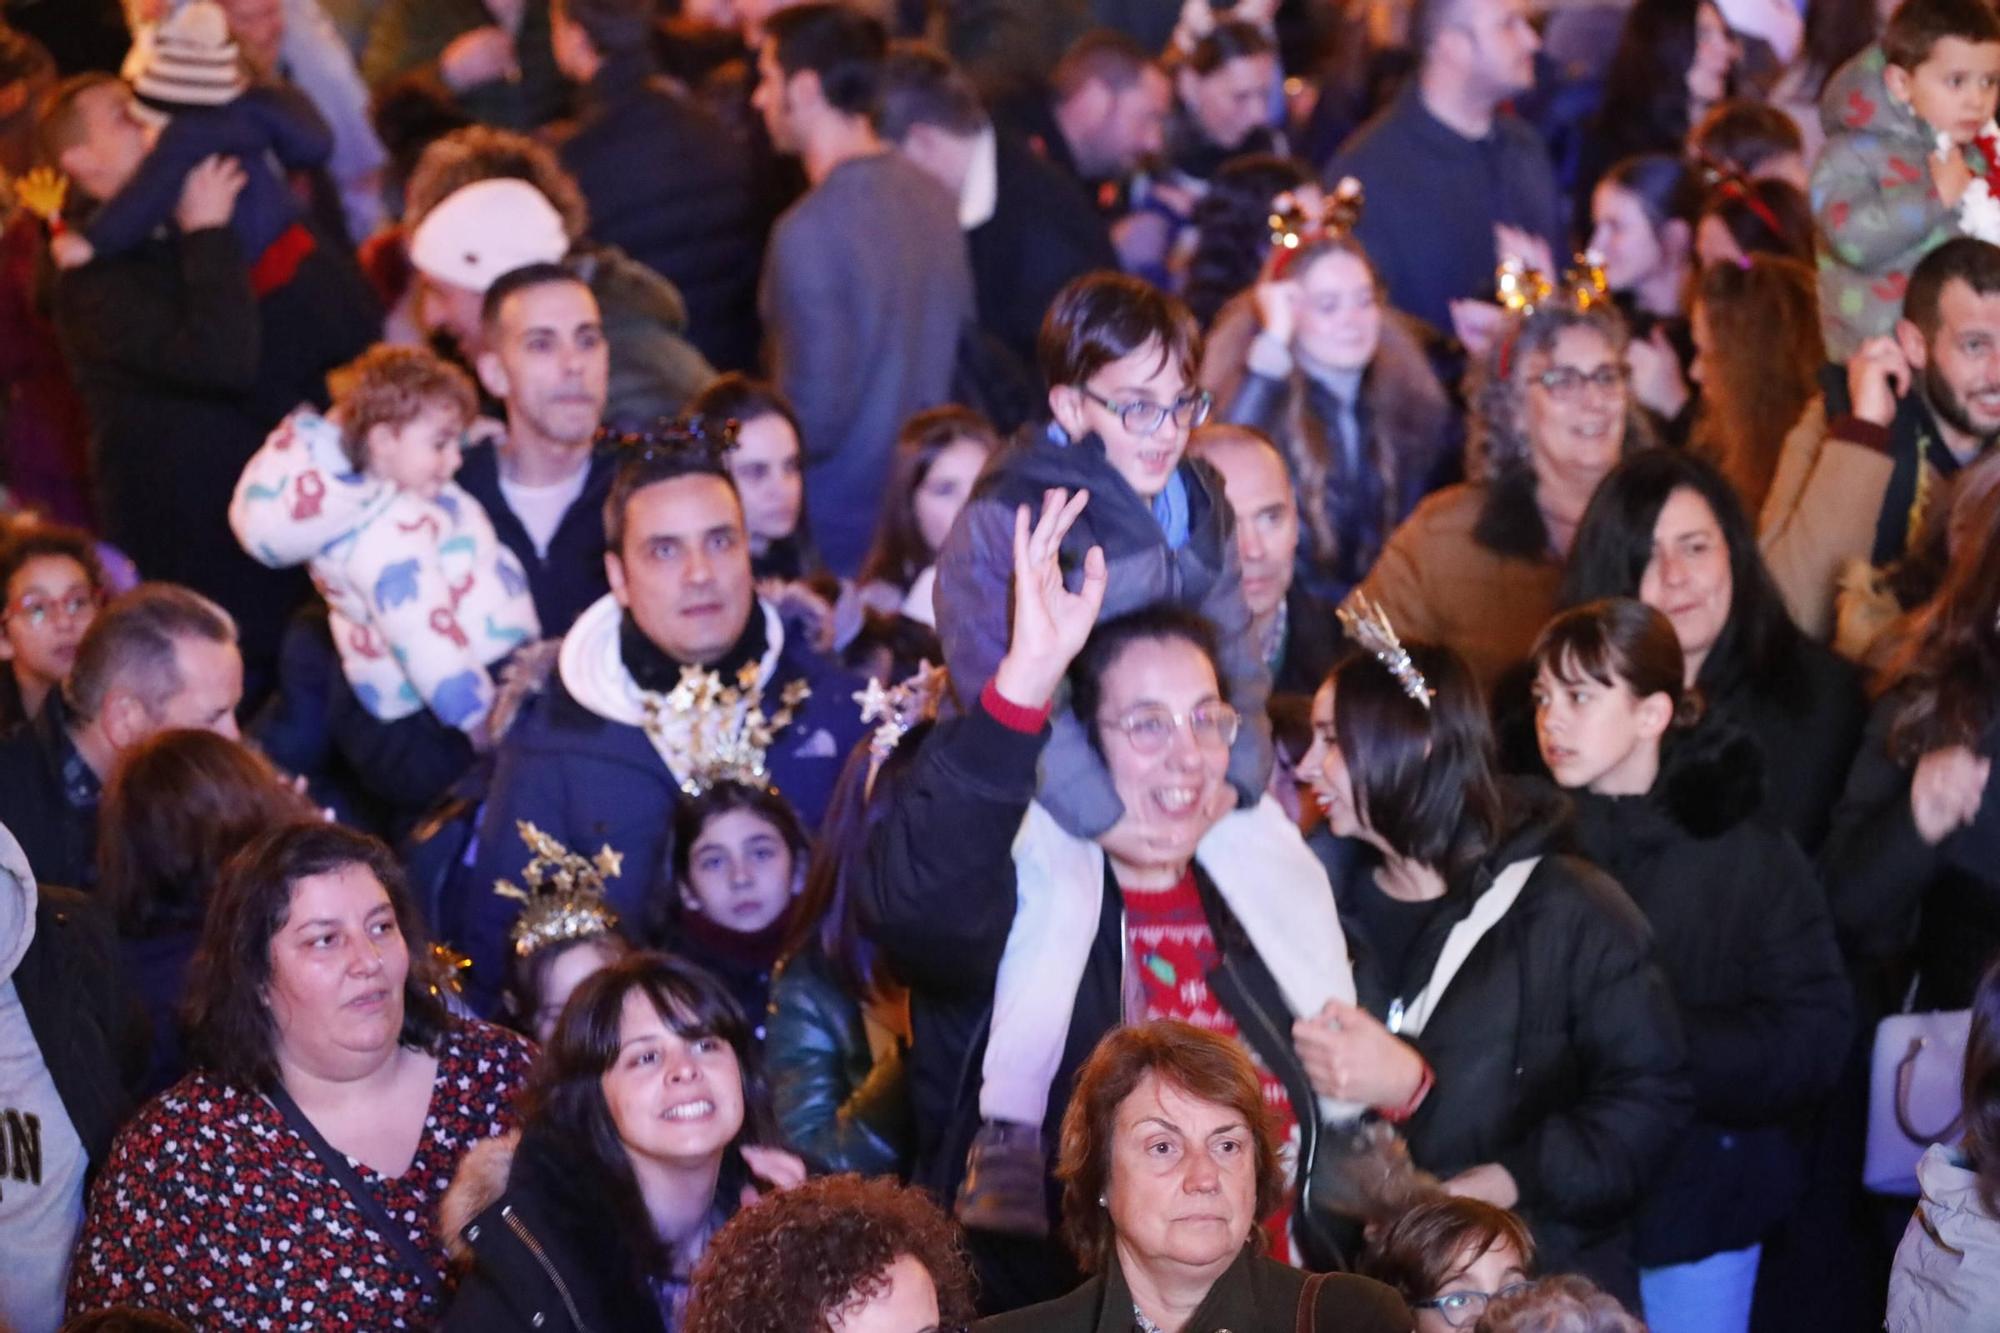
[1864,980,1971,1196]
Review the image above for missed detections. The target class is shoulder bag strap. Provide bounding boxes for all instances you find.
[1295,1271,1331,1333]
[264,1082,444,1301]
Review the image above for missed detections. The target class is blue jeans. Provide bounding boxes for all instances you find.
[1640,1243,1762,1333]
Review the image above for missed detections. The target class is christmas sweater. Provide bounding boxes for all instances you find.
[230,408,539,731]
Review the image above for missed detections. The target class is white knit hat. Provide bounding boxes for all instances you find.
[408,179,571,294]
[133,1,248,108]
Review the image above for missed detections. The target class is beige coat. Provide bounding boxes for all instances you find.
[1757,395,1896,645]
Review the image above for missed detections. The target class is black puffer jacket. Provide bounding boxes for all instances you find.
[1564,723,1852,1268]
[1336,785,1691,1306]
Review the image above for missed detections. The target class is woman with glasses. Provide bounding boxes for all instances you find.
[977,1022,1414,1332]
[1201,230,1459,605]
[868,493,1371,1312]
[1363,1195,1536,1332]
[1354,300,1656,691]
[0,521,104,732]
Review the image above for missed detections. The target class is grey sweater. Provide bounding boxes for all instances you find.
[759,151,975,574]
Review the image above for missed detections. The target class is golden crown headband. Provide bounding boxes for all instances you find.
[853,661,948,793]
[494,821,624,959]
[644,661,811,797]
[1337,594,1433,710]
[1494,251,1611,378]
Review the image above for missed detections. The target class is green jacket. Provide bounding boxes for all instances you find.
[766,946,911,1178]
[975,1247,1413,1333]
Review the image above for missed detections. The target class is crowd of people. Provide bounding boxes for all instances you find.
[3,0,2000,1328]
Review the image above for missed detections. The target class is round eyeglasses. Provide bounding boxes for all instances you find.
[1098,702,1241,755]
[1078,386,1214,437]
[1530,364,1625,403]
[1415,1281,1536,1328]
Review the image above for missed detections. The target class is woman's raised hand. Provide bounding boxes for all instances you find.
[991,488,1107,710]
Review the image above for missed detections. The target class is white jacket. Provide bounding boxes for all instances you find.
[1887,1143,2000,1333]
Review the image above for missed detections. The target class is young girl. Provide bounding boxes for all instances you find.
[0,522,103,730]
[1530,597,1850,1333]
[664,780,813,1046]
[857,405,999,627]
[230,344,539,740]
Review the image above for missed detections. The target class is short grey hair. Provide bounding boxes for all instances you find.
[67,583,236,722]
[1467,302,1653,483]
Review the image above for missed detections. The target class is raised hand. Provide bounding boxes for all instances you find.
[1848,336,1912,428]
[991,488,1107,710]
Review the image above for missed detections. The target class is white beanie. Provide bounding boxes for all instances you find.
[408,178,571,294]
[134,1,248,108]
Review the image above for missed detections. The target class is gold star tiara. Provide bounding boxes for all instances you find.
[642,662,811,796]
[1337,594,1433,710]
[493,821,623,958]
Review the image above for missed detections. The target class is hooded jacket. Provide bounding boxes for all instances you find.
[1563,723,1853,1267]
[231,407,540,733]
[1811,45,1987,361]
[933,427,1272,840]
[1888,1143,2000,1333]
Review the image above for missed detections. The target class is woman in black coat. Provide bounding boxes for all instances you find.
[1297,626,1690,1307]
[440,954,803,1333]
[1529,599,1851,1321]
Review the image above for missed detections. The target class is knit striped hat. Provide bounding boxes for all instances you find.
[134,1,247,108]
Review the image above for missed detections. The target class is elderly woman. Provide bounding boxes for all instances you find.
[1201,232,1459,603]
[862,494,1375,1310]
[439,952,804,1332]
[1355,300,1654,690]
[684,1174,978,1331]
[977,1021,1413,1331]
[67,822,535,1328]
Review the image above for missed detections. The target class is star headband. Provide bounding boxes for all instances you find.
[644,661,811,796]
[1337,594,1433,710]
[494,821,624,959]
[597,414,738,466]
[853,661,948,791]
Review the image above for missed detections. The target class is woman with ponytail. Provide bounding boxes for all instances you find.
[1528,598,1852,1333]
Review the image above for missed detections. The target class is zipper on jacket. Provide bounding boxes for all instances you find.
[502,1204,589,1331]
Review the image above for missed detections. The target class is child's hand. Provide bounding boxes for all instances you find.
[176,154,247,233]
[1935,146,1974,208]
[49,232,93,269]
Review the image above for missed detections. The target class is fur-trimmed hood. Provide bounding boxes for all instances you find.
[440,1129,519,1261]
[1569,713,1769,847]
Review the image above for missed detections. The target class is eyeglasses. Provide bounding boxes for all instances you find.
[1099,702,1241,754]
[1077,386,1213,437]
[1530,364,1625,403]
[4,590,99,628]
[1415,1282,1536,1328]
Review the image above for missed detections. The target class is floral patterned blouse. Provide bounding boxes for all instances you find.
[68,1019,534,1330]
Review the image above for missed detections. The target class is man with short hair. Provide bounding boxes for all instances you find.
[455,261,617,638]
[754,3,976,574]
[996,28,1169,194]
[1763,237,2000,644]
[1189,425,1340,697]
[879,42,1117,377]
[1326,0,1563,332]
[461,447,866,1012]
[0,584,242,889]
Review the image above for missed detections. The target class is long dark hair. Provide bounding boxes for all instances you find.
[521,952,776,1279]
[1596,0,1713,154]
[1327,642,1505,879]
[183,822,452,1089]
[1804,0,1881,95]
[658,780,812,939]
[1562,448,1808,705]
[856,406,1000,593]
[1876,485,2000,762]
[1965,955,2000,1216]
[782,723,929,999]
[1183,153,1316,328]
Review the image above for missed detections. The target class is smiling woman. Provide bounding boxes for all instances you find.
[65,822,537,1330]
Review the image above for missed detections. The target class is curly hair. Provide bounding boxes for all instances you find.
[681,1174,977,1332]
[403,125,590,241]
[325,345,477,471]
[1468,301,1650,484]
[1472,1274,1645,1332]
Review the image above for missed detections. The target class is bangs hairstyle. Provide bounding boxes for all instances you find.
[1328,641,1503,875]
[1362,1195,1536,1306]
[857,404,1000,588]
[1055,1021,1284,1272]
[1883,0,2000,70]
[0,520,105,598]
[1068,604,1224,754]
[668,781,811,896]
[183,822,451,1089]
[1039,272,1202,393]
[524,952,774,1274]
[1530,598,1698,726]
[325,345,477,471]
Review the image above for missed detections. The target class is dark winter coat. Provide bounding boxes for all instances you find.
[977,1246,1413,1333]
[765,944,911,1177]
[1334,786,1691,1304]
[439,1128,674,1333]
[455,441,618,639]
[1274,582,1342,700]
[556,49,764,373]
[1563,725,1853,1267]
[933,426,1271,839]
[17,885,139,1176]
[1820,692,2000,1010]
[858,700,1352,1308]
[0,693,97,892]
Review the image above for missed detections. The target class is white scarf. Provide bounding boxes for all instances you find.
[557,592,786,786]
[1391,856,1542,1039]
